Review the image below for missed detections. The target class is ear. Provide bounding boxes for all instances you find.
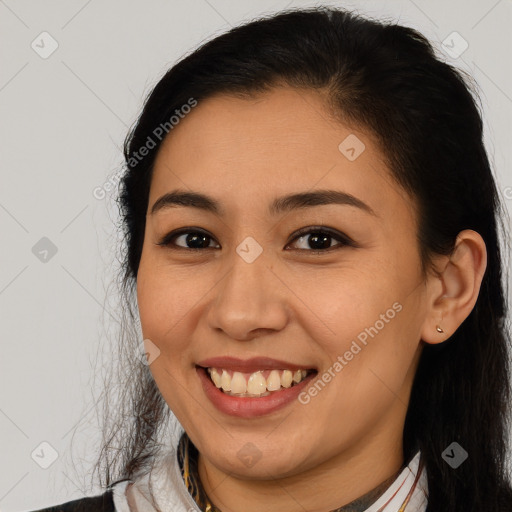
[420,229,487,345]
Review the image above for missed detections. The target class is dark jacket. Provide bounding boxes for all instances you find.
[27,490,115,512]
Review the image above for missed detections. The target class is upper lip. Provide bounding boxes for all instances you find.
[196,356,316,373]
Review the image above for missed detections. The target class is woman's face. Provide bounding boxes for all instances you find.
[137,87,431,480]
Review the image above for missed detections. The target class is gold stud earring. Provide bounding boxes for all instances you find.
[436,325,444,333]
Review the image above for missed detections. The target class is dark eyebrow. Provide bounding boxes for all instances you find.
[150,189,377,217]
[269,189,377,217]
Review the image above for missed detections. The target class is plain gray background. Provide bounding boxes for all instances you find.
[1,0,511,510]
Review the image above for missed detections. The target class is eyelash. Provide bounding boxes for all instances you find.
[156,226,355,254]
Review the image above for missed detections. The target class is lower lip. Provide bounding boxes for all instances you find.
[196,366,317,418]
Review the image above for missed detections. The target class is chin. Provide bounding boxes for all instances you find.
[202,438,313,480]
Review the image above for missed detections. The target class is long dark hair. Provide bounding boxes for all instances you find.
[91,6,512,510]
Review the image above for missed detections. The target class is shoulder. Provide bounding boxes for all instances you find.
[26,489,115,512]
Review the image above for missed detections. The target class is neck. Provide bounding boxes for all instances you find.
[331,470,402,512]
[197,429,405,512]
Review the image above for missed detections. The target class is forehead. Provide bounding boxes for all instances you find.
[149,87,415,222]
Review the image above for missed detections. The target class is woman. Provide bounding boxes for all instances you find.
[29,5,512,512]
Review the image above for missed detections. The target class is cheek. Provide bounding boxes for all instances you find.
[136,258,223,372]
[136,261,201,417]
[293,263,402,352]
[136,257,195,349]
[298,259,420,394]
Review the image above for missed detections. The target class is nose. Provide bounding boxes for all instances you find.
[205,250,289,341]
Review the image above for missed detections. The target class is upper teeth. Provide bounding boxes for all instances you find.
[207,368,309,396]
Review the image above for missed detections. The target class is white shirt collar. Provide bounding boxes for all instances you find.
[112,444,428,512]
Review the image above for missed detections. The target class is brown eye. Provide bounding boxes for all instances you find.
[286,227,354,252]
[156,226,354,253]
[157,228,219,250]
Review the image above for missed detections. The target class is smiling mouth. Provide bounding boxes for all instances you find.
[198,366,317,397]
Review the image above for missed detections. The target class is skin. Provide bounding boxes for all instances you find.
[136,86,487,512]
